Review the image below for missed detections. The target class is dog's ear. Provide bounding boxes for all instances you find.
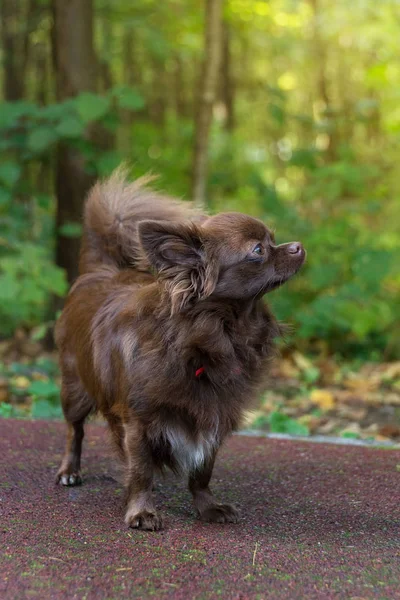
[138,220,217,312]
[138,220,203,271]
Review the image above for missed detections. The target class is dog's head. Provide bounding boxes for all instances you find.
[138,212,305,312]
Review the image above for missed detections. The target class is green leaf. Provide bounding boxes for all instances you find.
[0,403,13,418]
[112,86,145,111]
[28,380,60,399]
[341,432,360,440]
[0,187,12,207]
[95,151,123,176]
[268,411,309,436]
[39,265,67,296]
[0,273,19,300]
[55,116,85,138]
[285,419,310,437]
[8,362,30,375]
[58,222,83,238]
[0,162,21,188]
[302,366,320,384]
[268,102,285,126]
[35,193,52,210]
[251,414,270,429]
[0,101,37,128]
[34,357,59,376]
[31,398,63,420]
[31,324,48,341]
[27,127,58,153]
[74,93,110,123]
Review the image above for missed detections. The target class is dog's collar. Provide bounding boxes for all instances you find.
[195,365,241,378]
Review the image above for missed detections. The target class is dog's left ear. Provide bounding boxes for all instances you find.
[138,220,217,311]
[138,220,203,271]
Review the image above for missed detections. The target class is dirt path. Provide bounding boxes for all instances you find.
[1,420,399,599]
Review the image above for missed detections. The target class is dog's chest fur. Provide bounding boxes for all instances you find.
[154,424,219,473]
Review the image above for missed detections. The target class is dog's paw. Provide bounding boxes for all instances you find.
[125,509,163,531]
[56,469,82,486]
[199,503,239,524]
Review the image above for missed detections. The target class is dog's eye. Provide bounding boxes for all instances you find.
[252,243,264,256]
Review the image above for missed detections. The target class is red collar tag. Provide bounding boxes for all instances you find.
[195,366,241,378]
[195,366,205,378]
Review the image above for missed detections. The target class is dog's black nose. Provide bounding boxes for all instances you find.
[287,242,303,255]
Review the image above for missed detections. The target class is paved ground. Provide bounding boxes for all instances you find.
[1,419,399,600]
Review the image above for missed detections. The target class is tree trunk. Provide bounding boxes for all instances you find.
[149,57,167,128]
[1,0,24,100]
[34,41,50,105]
[173,54,188,119]
[122,29,136,89]
[192,0,224,206]
[220,21,234,131]
[99,9,113,92]
[52,0,97,284]
[1,0,44,101]
[309,0,338,161]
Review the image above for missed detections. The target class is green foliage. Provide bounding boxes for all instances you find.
[31,398,62,419]
[0,244,67,335]
[268,411,309,436]
[0,0,399,359]
[0,358,62,420]
[251,409,310,436]
[75,92,111,123]
[341,431,360,440]
[29,379,62,420]
[58,222,83,238]
[210,128,399,357]
[28,379,60,398]
[0,403,14,418]
[112,86,146,111]
[0,86,144,333]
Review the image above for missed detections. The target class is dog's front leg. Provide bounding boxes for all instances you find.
[123,419,162,531]
[189,452,239,524]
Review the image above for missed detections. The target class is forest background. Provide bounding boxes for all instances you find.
[0,0,399,439]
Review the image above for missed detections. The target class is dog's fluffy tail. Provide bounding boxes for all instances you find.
[79,168,197,274]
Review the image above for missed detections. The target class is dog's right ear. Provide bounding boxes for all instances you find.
[138,220,218,312]
[138,220,204,272]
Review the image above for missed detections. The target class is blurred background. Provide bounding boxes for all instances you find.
[0,0,399,440]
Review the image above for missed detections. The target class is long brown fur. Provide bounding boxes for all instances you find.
[56,169,306,530]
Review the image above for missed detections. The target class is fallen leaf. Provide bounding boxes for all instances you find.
[292,351,313,371]
[310,389,335,410]
[297,414,322,433]
[343,375,380,393]
[12,376,30,389]
[380,362,400,381]
[337,405,367,421]
[392,380,400,392]
[339,422,362,436]
[278,359,300,378]
[378,425,400,439]
[317,418,341,434]
[363,423,379,434]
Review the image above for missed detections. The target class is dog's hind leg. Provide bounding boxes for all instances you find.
[56,378,94,486]
[189,452,239,524]
[106,413,127,463]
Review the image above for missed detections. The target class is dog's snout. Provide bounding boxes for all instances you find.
[287,242,303,255]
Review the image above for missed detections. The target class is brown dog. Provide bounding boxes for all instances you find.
[55,170,306,530]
